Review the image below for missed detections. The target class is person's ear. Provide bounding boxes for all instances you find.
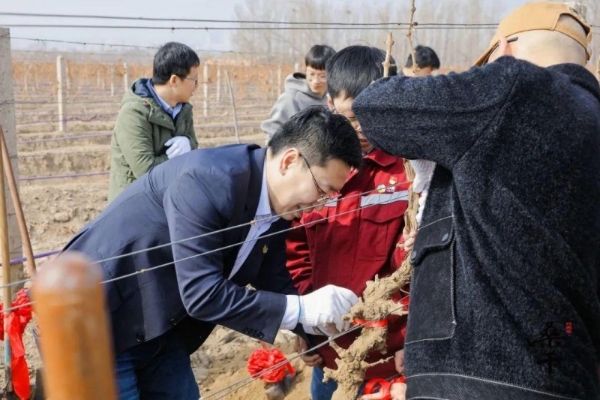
[279,148,300,176]
[327,94,334,111]
[168,74,179,87]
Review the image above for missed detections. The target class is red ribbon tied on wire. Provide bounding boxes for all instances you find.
[247,347,296,384]
[353,295,410,328]
[0,289,33,400]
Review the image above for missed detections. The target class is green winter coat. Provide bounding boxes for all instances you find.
[108,79,198,202]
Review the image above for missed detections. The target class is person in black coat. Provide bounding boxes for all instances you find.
[354,3,600,399]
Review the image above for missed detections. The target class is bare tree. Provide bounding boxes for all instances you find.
[231,1,598,73]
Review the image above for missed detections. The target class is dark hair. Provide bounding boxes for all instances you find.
[269,106,362,169]
[405,45,441,69]
[152,42,201,85]
[325,45,396,100]
[305,45,337,70]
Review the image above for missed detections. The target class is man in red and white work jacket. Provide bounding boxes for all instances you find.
[286,45,412,400]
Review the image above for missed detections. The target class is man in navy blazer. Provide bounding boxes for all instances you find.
[62,106,363,399]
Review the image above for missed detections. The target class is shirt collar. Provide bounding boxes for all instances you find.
[146,80,183,119]
[255,167,276,221]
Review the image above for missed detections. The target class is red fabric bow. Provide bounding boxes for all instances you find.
[0,289,33,400]
[247,347,296,384]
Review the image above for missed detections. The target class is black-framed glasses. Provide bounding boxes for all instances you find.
[481,37,519,66]
[299,154,340,204]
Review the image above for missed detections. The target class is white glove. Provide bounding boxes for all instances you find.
[299,284,358,334]
[416,188,429,226]
[300,322,344,337]
[165,136,191,159]
[409,159,436,193]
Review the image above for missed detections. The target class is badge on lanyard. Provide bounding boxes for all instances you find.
[377,184,386,194]
[262,245,268,254]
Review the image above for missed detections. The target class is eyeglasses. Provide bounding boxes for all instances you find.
[182,76,198,87]
[299,154,340,204]
[306,73,327,82]
[481,37,518,66]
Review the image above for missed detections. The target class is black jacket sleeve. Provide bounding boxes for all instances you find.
[352,56,521,170]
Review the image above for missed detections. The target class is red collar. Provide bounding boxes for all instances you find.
[345,149,400,183]
[363,148,398,167]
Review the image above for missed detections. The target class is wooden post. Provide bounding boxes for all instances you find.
[56,56,67,132]
[0,29,24,284]
[65,61,71,91]
[216,66,221,104]
[123,62,129,93]
[203,63,209,117]
[96,70,101,88]
[0,127,36,277]
[0,126,12,394]
[110,64,115,97]
[225,71,240,144]
[0,35,13,386]
[31,252,117,400]
[294,62,301,73]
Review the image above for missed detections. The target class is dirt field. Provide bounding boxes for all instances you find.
[4,58,314,399]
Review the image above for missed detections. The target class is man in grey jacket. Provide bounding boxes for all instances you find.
[354,2,600,399]
[262,45,336,144]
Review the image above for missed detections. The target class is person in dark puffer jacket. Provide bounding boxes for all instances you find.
[353,2,600,400]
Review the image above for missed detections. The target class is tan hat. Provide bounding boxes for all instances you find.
[474,2,592,66]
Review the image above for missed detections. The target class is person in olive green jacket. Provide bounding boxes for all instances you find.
[108,42,200,202]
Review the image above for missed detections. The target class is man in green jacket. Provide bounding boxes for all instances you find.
[108,42,200,202]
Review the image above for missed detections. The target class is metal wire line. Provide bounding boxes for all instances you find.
[11,36,158,50]
[202,13,416,398]
[204,299,409,400]
[100,191,409,286]
[10,37,294,55]
[0,11,498,26]
[0,180,412,292]
[2,212,411,397]
[2,287,409,399]
[3,24,499,31]
[0,187,411,369]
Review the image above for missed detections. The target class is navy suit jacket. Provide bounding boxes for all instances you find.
[64,144,297,355]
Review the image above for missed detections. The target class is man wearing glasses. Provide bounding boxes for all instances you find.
[63,106,363,399]
[353,2,600,399]
[108,42,200,202]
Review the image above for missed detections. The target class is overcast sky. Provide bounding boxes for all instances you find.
[2,0,244,52]
[0,0,584,54]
